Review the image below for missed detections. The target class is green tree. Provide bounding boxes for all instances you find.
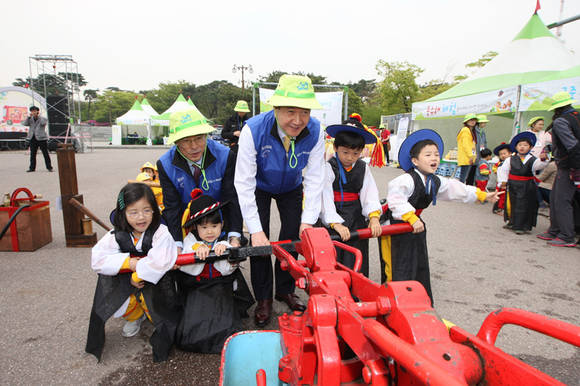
[142,81,196,114]
[257,71,327,85]
[83,89,99,120]
[375,60,424,114]
[92,90,139,124]
[347,79,376,101]
[454,51,498,81]
[13,72,87,96]
[416,79,455,102]
[345,88,363,117]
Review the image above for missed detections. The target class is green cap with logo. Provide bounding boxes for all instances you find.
[548,91,577,111]
[234,100,250,113]
[463,113,477,123]
[266,74,323,110]
[168,109,214,144]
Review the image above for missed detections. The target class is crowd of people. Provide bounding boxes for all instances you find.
[82,74,579,362]
[455,92,580,246]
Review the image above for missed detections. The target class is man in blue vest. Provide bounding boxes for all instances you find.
[157,109,242,251]
[235,74,325,326]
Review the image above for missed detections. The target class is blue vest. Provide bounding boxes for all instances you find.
[247,110,320,194]
[159,139,230,204]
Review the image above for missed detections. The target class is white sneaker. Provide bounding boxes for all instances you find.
[122,315,146,337]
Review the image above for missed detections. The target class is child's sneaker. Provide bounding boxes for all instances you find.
[536,232,555,241]
[547,238,576,248]
[122,315,146,337]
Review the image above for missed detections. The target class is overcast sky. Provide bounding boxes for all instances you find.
[2,0,579,92]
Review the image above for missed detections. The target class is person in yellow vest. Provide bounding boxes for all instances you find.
[136,162,164,211]
[456,113,477,183]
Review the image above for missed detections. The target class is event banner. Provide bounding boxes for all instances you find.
[412,86,518,120]
[258,88,343,127]
[0,87,46,132]
[519,77,579,111]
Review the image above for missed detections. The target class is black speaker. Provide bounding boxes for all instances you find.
[47,96,69,137]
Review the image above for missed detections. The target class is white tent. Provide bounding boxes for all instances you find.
[115,100,151,125]
[140,97,159,116]
[150,94,199,126]
[412,12,577,125]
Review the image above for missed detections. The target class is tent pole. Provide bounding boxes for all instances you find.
[512,85,522,137]
[252,84,256,117]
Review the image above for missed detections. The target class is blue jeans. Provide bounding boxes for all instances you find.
[457,165,471,183]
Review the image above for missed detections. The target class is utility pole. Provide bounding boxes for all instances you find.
[232,64,253,95]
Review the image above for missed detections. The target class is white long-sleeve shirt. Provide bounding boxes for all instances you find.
[497,154,548,184]
[91,224,177,285]
[179,233,236,276]
[234,122,325,234]
[387,170,479,220]
[320,160,381,225]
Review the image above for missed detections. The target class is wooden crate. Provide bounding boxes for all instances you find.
[0,200,52,252]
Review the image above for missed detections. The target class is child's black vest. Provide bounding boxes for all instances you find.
[388,169,441,222]
[508,155,535,178]
[329,157,365,198]
[114,223,158,256]
[406,169,441,212]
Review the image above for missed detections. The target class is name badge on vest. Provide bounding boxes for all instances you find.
[177,176,185,188]
[260,145,272,159]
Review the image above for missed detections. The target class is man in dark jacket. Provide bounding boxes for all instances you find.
[157,109,243,252]
[221,100,250,152]
[22,106,52,172]
[536,92,580,247]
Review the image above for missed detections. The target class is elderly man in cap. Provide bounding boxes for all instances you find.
[235,74,325,326]
[222,100,251,152]
[157,109,243,251]
[537,91,580,247]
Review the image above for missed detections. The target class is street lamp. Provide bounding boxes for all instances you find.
[232,64,253,95]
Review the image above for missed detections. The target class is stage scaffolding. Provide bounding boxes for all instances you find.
[28,54,82,123]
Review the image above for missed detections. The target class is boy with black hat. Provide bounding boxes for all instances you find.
[382,129,500,304]
[320,118,383,277]
[174,188,253,353]
[497,132,548,234]
[491,142,512,214]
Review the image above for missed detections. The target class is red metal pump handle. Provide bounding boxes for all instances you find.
[10,187,35,207]
[477,307,580,347]
[332,240,362,272]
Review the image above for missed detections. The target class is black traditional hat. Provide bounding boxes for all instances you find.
[182,188,229,229]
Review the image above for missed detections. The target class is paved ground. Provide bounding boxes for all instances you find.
[0,147,578,385]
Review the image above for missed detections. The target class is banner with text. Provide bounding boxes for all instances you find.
[519,77,579,111]
[412,87,518,120]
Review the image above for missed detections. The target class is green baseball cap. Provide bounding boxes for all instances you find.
[266,74,322,110]
[463,113,477,123]
[234,100,250,113]
[548,91,577,111]
[527,116,544,127]
[168,109,215,144]
[476,114,489,123]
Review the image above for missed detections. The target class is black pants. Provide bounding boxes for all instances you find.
[548,167,577,243]
[383,143,390,163]
[29,137,52,171]
[465,164,476,186]
[250,186,302,300]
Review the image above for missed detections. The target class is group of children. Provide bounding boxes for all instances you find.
[86,118,505,362]
[469,128,550,236]
[86,183,254,362]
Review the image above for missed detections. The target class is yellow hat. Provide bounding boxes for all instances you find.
[168,109,215,144]
[548,91,577,111]
[527,116,544,127]
[476,114,489,123]
[140,161,157,172]
[463,113,477,123]
[266,74,322,110]
[234,100,250,113]
[136,172,153,182]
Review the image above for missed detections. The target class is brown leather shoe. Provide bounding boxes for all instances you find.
[275,293,306,312]
[254,299,273,327]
